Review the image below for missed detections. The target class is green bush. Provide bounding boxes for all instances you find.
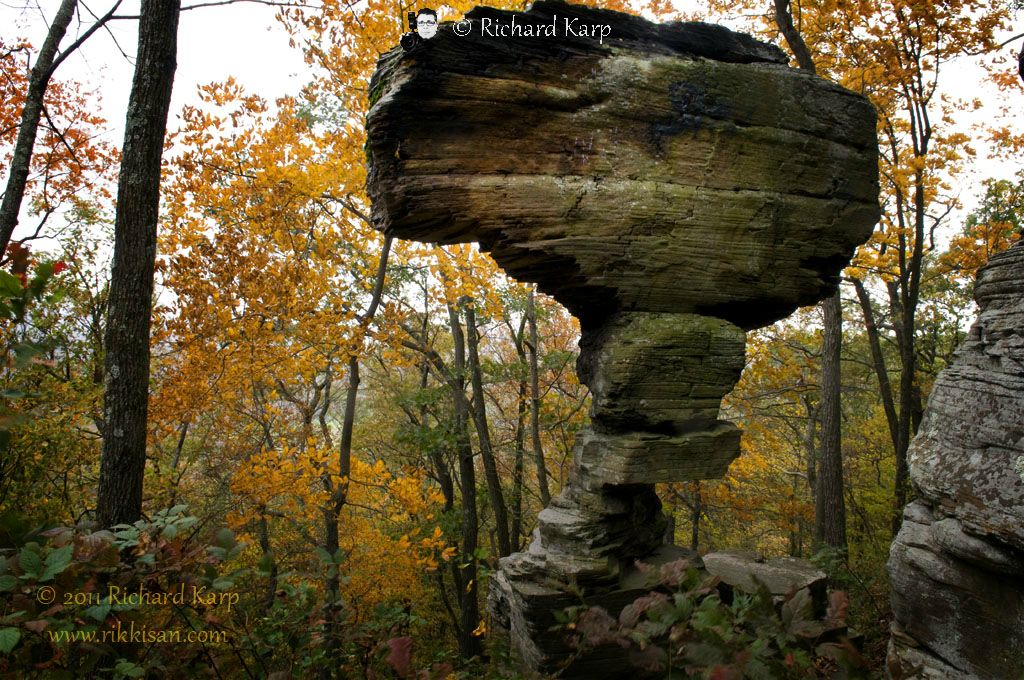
[559,559,868,679]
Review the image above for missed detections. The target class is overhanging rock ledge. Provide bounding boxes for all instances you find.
[365,2,879,675]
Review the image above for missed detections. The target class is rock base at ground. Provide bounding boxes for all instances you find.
[887,241,1024,679]
[364,3,879,677]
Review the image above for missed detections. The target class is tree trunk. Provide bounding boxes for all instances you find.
[772,0,847,552]
[320,236,391,676]
[511,364,527,550]
[0,0,125,257]
[465,301,511,557]
[689,482,702,551]
[526,288,550,506]
[802,394,818,496]
[447,301,483,659]
[331,235,391,511]
[421,344,455,511]
[852,278,900,454]
[257,512,278,612]
[506,311,529,550]
[0,0,77,258]
[96,0,180,527]
[815,290,847,551]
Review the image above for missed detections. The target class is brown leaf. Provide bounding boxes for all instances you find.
[826,590,849,623]
[385,636,413,678]
[24,620,49,633]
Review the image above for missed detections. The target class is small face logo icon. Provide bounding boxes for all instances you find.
[416,9,438,39]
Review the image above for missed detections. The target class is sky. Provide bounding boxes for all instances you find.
[2,0,307,140]
[1,0,1022,232]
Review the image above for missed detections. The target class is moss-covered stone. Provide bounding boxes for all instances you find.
[363,3,880,676]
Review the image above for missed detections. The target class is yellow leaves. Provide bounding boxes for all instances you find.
[397,525,454,572]
[907,155,927,174]
[224,439,449,612]
[939,219,1018,281]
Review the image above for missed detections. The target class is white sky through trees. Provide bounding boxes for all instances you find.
[1,0,1021,234]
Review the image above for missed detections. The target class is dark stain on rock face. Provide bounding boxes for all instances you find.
[365,6,881,673]
[649,82,729,155]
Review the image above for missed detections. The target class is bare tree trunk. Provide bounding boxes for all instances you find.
[815,290,847,551]
[506,311,529,550]
[689,482,702,551]
[526,288,550,506]
[512,370,527,549]
[465,301,511,557]
[0,0,77,258]
[893,249,923,535]
[852,278,900,453]
[320,236,391,676]
[421,343,455,511]
[773,0,816,72]
[857,276,915,535]
[802,395,818,496]
[773,0,847,553]
[311,236,387,675]
[167,420,188,506]
[96,0,180,527]
[447,301,483,659]
[257,512,278,612]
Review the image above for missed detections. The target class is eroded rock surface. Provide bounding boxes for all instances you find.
[365,2,879,675]
[702,550,827,610]
[366,1,878,330]
[888,240,1024,680]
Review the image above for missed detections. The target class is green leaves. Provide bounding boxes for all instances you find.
[559,558,866,679]
[113,659,145,679]
[17,546,43,579]
[0,627,20,655]
[207,527,241,560]
[0,271,24,298]
[14,542,73,583]
[42,545,73,582]
[85,599,112,622]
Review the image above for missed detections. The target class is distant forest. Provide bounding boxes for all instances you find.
[1,0,1021,677]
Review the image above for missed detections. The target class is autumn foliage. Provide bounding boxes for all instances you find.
[1,0,1022,677]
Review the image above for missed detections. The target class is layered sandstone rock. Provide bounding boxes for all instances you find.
[887,240,1024,679]
[367,1,878,330]
[366,2,879,675]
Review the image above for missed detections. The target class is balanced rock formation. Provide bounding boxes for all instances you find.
[365,1,879,675]
[887,240,1024,680]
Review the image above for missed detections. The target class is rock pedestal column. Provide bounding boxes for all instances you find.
[364,2,879,676]
[887,240,1024,680]
[488,311,747,674]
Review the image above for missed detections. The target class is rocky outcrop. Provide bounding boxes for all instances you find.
[365,2,878,675]
[703,550,827,612]
[888,240,1024,680]
[366,1,878,330]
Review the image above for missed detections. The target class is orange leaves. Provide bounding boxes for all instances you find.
[225,440,450,613]
[151,76,389,437]
[940,219,1017,280]
[0,38,118,223]
[397,525,454,572]
[938,172,1023,282]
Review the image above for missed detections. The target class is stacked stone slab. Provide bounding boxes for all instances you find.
[887,240,1024,679]
[365,2,879,675]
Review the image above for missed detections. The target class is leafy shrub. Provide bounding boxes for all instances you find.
[0,506,247,678]
[559,558,868,679]
[0,507,470,678]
